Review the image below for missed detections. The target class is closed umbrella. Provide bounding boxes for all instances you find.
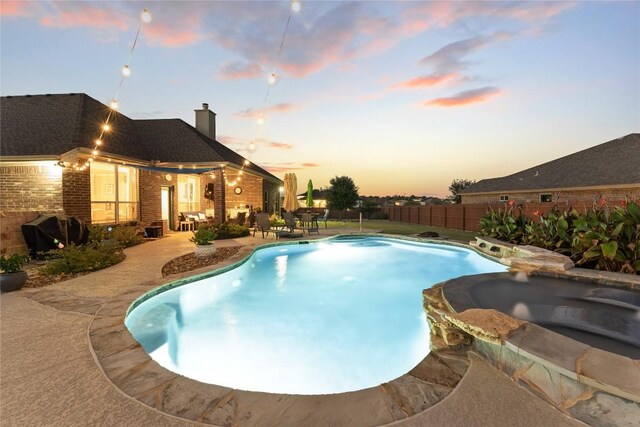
[283,173,299,212]
[306,179,314,207]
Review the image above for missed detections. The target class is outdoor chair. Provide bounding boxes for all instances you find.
[300,213,320,235]
[319,209,330,228]
[237,212,246,226]
[283,211,304,233]
[253,213,285,239]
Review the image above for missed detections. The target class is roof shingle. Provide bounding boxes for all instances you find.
[462,133,640,194]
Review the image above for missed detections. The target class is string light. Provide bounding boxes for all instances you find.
[291,0,301,12]
[268,73,277,85]
[141,8,152,23]
[257,116,265,125]
[66,8,151,171]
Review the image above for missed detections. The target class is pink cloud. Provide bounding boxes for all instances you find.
[39,5,128,30]
[269,142,293,150]
[392,73,458,90]
[1,1,32,17]
[262,162,319,173]
[143,22,201,47]
[219,61,263,80]
[425,87,501,107]
[234,103,299,119]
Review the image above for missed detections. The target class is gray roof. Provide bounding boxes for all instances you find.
[462,133,640,194]
[0,93,279,181]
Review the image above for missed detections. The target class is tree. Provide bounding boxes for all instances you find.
[448,178,476,204]
[327,176,359,219]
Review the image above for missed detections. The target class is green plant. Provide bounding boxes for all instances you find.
[327,176,359,219]
[111,225,144,248]
[479,202,530,243]
[190,223,218,245]
[524,208,578,254]
[216,222,250,239]
[88,224,110,245]
[571,201,640,273]
[43,244,124,275]
[0,253,29,273]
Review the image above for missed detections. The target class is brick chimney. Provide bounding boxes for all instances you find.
[195,103,216,140]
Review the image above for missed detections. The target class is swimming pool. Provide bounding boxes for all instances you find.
[125,236,506,395]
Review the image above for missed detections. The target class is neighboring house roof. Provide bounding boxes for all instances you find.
[462,133,640,194]
[297,189,328,199]
[1,93,280,182]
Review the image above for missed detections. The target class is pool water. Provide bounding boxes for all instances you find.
[125,237,506,394]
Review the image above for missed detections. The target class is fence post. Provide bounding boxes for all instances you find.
[462,206,466,231]
[444,206,447,228]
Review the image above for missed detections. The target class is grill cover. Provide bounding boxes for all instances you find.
[21,215,89,258]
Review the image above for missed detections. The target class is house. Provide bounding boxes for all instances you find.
[461,133,640,204]
[0,93,282,254]
[297,189,329,208]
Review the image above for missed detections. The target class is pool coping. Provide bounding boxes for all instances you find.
[89,234,483,426]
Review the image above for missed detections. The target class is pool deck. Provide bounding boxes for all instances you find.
[1,230,581,426]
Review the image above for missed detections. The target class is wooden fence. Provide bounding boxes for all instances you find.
[380,201,625,232]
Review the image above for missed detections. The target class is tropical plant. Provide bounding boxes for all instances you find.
[448,178,476,204]
[189,224,218,245]
[524,208,578,254]
[0,253,29,274]
[327,176,359,219]
[479,201,530,243]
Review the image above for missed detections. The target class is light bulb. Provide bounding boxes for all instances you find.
[244,160,250,166]
[110,99,119,110]
[239,170,243,175]
[88,158,94,162]
[93,150,98,156]
[248,142,256,152]
[102,124,111,132]
[121,65,131,77]
[141,8,152,23]
[268,73,277,85]
[291,0,301,13]
[95,139,102,145]
[257,116,265,125]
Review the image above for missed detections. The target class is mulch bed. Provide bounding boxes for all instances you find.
[24,263,87,289]
[161,246,242,277]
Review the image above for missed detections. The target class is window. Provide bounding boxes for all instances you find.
[540,194,553,203]
[178,175,200,213]
[90,162,139,223]
[499,195,509,202]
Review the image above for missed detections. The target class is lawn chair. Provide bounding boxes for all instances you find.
[283,211,303,233]
[237,212,246,226]
[319,209,330,228]
[253,213,284,239]
[300,213,320,235]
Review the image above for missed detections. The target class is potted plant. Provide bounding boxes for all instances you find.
[0,253,29,292]
[189,224,218,257]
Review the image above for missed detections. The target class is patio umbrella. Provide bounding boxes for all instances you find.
[306,179,314,207]
[283,173,299,212]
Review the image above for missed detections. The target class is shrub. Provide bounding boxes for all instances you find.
[111,225,144,247]
[88,224,110,245]
[215,222,250,239]
[479,200,640,274]
[479,201,530,244]
[0,253,29,273]
[43,244,124,275]
[190,223,218,245]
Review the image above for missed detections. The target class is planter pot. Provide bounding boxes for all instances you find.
[194,244,216,258]
[0,271,28,292]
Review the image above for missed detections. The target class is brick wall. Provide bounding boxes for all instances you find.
[62,168,91,221]
[263,179,281,215]
[139,169,167,227]
[224,170,262,217]
[0,163,64,212]
[200,170,225,223]
[0,163,65,254]
[461,187,640,205]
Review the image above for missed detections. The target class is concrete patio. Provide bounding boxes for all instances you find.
[1,230,581,426]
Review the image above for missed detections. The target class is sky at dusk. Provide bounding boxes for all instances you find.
[1,1,639,197]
